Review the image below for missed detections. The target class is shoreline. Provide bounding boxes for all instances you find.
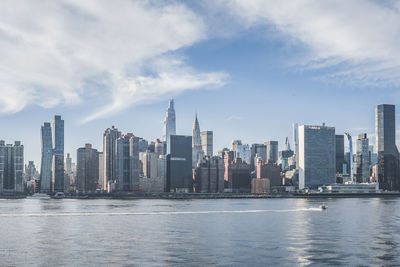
[2,192,400,199]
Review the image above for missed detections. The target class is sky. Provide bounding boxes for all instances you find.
[1,0,400,165]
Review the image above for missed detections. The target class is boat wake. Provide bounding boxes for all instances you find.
[0,208,321,217]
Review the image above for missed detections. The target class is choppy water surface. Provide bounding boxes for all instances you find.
[1,198,400,266]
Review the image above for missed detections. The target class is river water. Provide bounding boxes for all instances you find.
[0,197,400,266]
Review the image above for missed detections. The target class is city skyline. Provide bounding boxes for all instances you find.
[1,1,400,165]
[1,100,399,166]
[2,2,400,266]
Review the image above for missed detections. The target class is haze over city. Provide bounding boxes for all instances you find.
[2,1,400,165]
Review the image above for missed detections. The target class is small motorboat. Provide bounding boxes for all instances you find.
[320,204,327,210]
[52,192,65,199]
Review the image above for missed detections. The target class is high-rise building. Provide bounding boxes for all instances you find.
[344,132,355,182]
[299,124,336,189]
[65,153,72,176]
[376,104,399,190]
[224,157,251,193]
[139,152,166,192]
[265,141,279,163]
[98,152,104,191]
[293,123,299,167]
[40,122,53,193]
[369,145,378,166]
[116,133,140,191]
[64,153,73,191]
[231,140,250,164]
[192,114,204,167]
[138,138,149,153]
[25,161,38,181]
[0,140,24,193]
[155,139,165,156]
[278,148,294,171]
[355,133,370,183]
[194,156,224,193]
[166,135,192,192]
[163,99,176,151]
[256,160,282,186]
[52,115,64,192]
[76,144,99,193]
[250,144,267,171]
[335,135,345,175]
[103,126,121,191]
[143,152,158,178]
[25,161,39,193]
[200,131,213,157]
[231,140,242,152]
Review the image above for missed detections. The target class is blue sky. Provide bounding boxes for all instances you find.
[1,0,400,165]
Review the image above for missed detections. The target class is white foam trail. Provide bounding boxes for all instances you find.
[0,208,321,217]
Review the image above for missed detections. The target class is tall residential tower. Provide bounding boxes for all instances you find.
[103,126,121,190]
[40,122,53,193]
[52,115,64,192]
[376,104,399,190]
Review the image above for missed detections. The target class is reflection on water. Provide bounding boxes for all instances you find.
[1,198,400,266]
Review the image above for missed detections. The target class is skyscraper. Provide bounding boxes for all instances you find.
[200,131,213,157]
[65,153,72,177]
[76,144,99,193]
[116,133,140,191]
[194,156,224,193]
[344,132,355,182]
[376,104,399,190]
[355,133,370,183]
[52,115,64,192]
[163,99,176,151]
[192,114,204,167]
[265,141,279,163]
[40,122,53,193]
[299,124,336,189]
[166,135,192,192]
[0,140,24,193]
[154,139,165,156]
[293,123,299,166]
[98,152,104,190]
[231,140,250,163]
[103,126,121,190]
[250,144,267,171]
[335,135,345,175]
[64,153,73,192]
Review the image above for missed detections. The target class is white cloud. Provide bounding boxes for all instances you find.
[223,0,400,87]
[0,0,228,120]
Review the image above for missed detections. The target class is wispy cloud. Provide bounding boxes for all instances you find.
[226,115,243,121]
[222,0,400,88]
[0,0,228,121]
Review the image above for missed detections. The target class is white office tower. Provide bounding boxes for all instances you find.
[299,124,336,190]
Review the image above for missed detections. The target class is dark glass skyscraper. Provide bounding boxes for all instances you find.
[166,135,192,192]
[265,141,278,163]
[52,115,64,192]
[40,122,53,193]
[0,140,24,193]
[375,104,399,190]
[335,135,344,175]
[116,134,140,191]
[76,144,99,193]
